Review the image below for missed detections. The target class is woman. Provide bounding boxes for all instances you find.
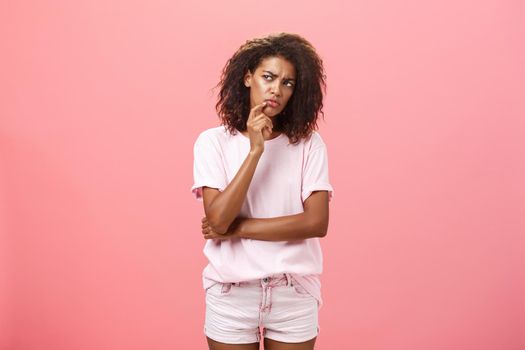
[191,32,334,350]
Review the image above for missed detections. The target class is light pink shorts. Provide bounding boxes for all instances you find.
[204,273,320,344]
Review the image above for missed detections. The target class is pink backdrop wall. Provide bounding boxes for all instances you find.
[1,0,524,349]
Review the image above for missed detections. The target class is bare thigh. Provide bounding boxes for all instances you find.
[206,336,260,350]
[264,336,316,350]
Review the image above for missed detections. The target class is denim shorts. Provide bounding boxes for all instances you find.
[204,273,319,344]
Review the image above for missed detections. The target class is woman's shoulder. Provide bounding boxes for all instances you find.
[195,125,232,144]
[303,130,328,150]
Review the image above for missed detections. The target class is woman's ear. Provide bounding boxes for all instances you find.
[244,71,252,87]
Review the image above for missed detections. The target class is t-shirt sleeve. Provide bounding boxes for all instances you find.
[190,131,228,202]
[301,137,334,203]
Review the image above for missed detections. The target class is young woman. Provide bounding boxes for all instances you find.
[191,32,334,350]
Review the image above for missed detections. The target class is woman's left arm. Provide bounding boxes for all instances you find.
[202,190,330,241]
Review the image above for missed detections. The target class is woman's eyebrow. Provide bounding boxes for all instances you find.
[263,70,296,81]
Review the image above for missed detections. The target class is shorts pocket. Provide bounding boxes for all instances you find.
[291,282,312,298]
[206,282,234,297]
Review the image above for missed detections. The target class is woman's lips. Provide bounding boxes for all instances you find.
[265,100,279,107]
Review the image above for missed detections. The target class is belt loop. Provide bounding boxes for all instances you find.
[285,273,292,286]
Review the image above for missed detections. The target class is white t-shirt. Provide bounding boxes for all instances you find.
[191,125,334,308]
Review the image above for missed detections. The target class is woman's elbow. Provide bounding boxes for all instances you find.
[311,218,329,238]
[208,217,229,234]
[206,213,231,234]
[317,228,328,238]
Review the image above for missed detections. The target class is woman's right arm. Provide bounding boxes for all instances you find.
[203,102,273,234]
[202,150,261,234]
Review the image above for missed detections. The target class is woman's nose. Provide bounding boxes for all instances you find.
[271,83,281,97]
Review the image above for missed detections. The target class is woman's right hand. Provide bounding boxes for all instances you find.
[246,101,273,154]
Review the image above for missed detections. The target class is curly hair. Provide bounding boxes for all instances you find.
[213,32,327,145]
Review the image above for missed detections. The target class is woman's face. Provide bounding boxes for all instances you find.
[244,56,296,118]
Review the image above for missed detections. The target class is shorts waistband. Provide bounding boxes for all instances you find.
[231,273,293,287]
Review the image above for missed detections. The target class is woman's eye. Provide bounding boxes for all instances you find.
[262,74,293,87]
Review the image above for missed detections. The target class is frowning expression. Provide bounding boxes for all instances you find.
[244,56,296,118]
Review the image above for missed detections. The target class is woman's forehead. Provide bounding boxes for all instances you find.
[256,56,296,77]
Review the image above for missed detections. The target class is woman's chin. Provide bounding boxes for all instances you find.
[265,110,281,118]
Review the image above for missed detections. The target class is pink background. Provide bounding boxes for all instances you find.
[1,0,524,349]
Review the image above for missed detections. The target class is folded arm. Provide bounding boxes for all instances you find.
[202,190,330,241]
[202,151,263,234]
